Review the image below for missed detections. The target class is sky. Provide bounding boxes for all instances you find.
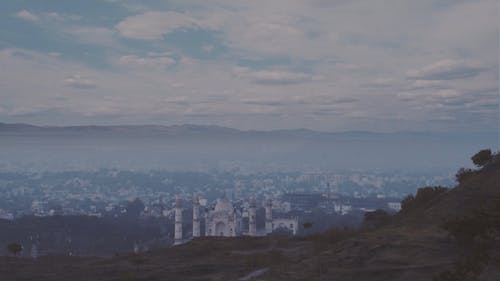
[0,0,498,132]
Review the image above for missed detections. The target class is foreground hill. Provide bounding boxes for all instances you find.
[1,151,499,281]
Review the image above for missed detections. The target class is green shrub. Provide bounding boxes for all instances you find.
[471,149,493,167]
[400,186,448,212]
[6,242,22,256]
[401,194,415,212]
[443,209,499,247]
[436,207,500,281]
[363,209,391,229]
[455,168,474,184]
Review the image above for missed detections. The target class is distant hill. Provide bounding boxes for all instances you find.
[0,122,493,139]
[0,122,240,136]
[1,150,499,281]
[0,122,496,172]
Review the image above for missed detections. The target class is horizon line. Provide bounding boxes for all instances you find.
[0,121,496,136]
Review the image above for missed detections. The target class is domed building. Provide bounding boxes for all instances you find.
[173,194,298,245]
[205,197,242,237]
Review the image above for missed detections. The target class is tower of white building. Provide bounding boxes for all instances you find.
[192,193,200,238]
[174,195,183,245]
[265,197,273,235]
[248,197,257,236]
[204,207,210,236]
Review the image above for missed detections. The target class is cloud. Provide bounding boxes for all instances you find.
[46,12,82,22]
[116,54,176,69]
[406,80,448,91]
[15,10,39,22]
[407,59,488,80]
[115,11,199,40]
[363,78,399,89]
[64,75,97,89]
[1,0,498,132]
[14,10,81,23]
[234,68,319,85]
[242,100,285,106]
[431,89,461,99]
[250,71,315,85]
[331,98,358,104]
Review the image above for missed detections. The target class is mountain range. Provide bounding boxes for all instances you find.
[0,122,496,172]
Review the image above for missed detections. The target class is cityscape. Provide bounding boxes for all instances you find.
[0,168,455,220]
[0,0,498,280]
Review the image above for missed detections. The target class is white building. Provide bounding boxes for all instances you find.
[248,197,257,236]
[0,209,14,220]
[174,195,183,245]
[387,202,402,212]
[271,217,299,235]
[173,195,298,245]
[265,198,272,234]
[334,203,352,215]
[192,194,201,237]
[205,197,242,237]
[31,200,49,216]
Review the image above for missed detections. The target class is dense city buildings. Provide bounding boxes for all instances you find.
[0,169,453,220]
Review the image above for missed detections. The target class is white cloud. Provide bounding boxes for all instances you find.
[431,89,461,99]
[116,54,176,69]
[46,12,82,22]
[407,59,488,81]
[407,80,447,91]
[64,75,97,89]
[15,10,39,22]
[14,10,81,23]
[234,68,319,85]
[1,0,498,132]
[115,11,199,40]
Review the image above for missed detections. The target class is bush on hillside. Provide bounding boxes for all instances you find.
[400,194,415,212]
[306,227,356,251]
[436,204,500,281]
[455,167,474,184]
[456,149,500,184]
[471,149,493,168]
[443,212,495,246]
[363,209,391,229]
[401,186,448,212]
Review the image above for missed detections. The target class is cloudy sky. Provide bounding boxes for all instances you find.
[0,0,498,132]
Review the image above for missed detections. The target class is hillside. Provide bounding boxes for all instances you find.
[1,151,499,281]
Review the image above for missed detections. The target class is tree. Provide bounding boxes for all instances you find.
[471,149,493,167]
[401,186,448,212]
[401,194,415,212]
[436,206,500,281]
[7,243,22,256]
[363,209,391,229]
[455,168,474,184]
[300,222,314,235]
[270,226,293,236]
[125,198,145,218]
